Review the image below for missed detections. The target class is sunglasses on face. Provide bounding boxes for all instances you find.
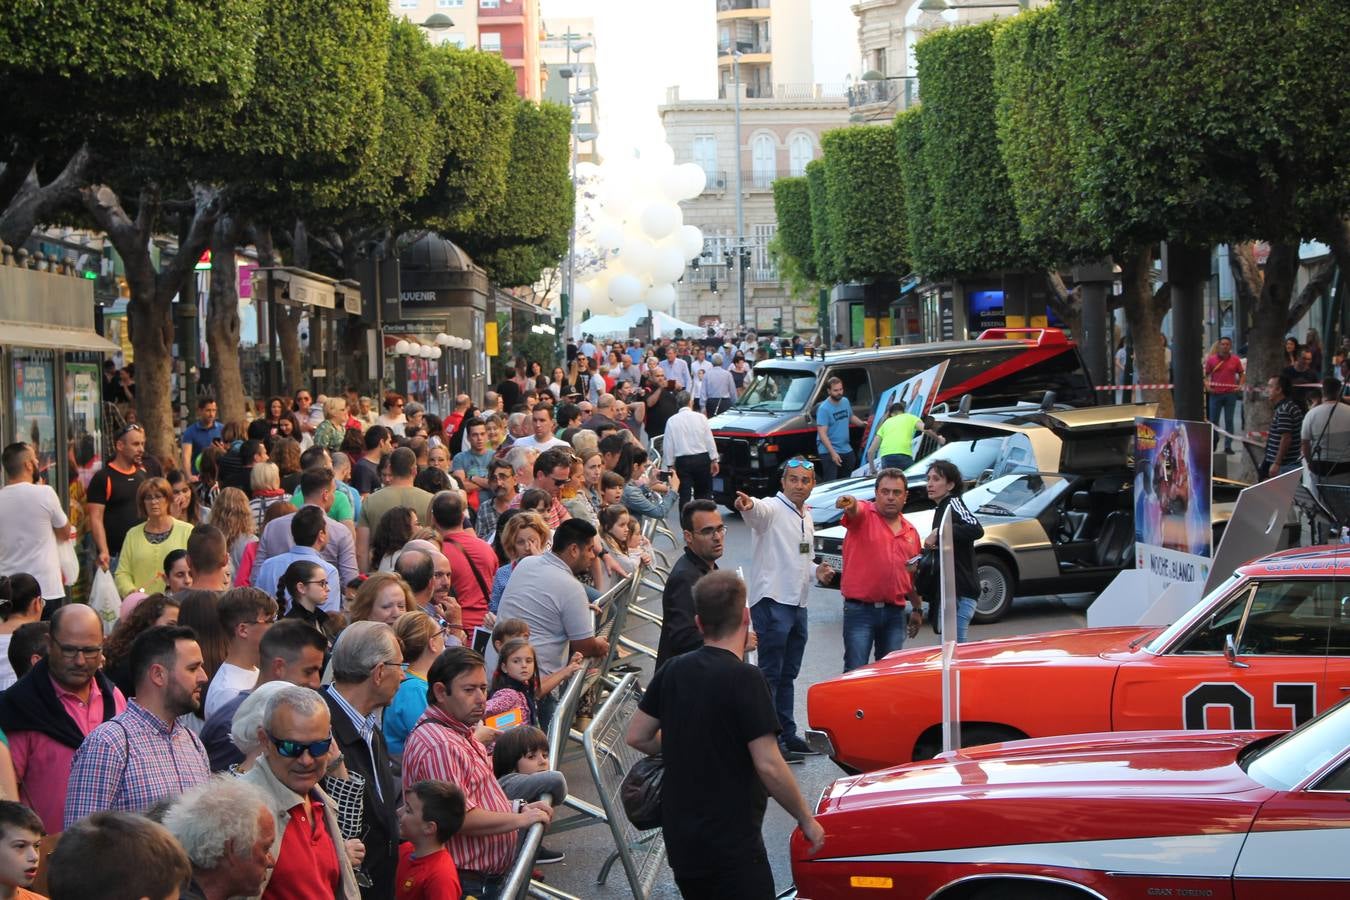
[269,734,333,759]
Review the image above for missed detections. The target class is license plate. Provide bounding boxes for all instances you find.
[712,477,724,493]
[820,553,843,571]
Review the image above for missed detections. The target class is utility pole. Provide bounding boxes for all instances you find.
[732,52,747,332]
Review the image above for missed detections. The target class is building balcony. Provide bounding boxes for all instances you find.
[483,42,526,60]
[718,38,770,57]
[717,0,772,20]
[716,82,843,101]
[699,170,730,193]
[477,1,526,20]
[845,77,920,112]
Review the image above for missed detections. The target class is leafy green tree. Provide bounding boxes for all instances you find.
[771,176,816,290]
[458,100,573,287]
[804,160,837,287]
[893,108,938,281]
[820,126,908,284]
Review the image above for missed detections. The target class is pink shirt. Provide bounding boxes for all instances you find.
[1205,353,1244,393]
[9,675,127,832]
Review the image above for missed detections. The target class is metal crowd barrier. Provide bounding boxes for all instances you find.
[582,672,666,899]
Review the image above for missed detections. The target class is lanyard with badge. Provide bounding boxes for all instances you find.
[779,494,810,556]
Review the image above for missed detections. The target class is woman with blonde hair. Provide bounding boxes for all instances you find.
[559,455,597,525]
[209,487,257,576]
[115,477,194,597]
[347,571,413,625]
[313,396,348,452]
[488,512,550,613]
[248,461,287,530]
[385,611,450,759]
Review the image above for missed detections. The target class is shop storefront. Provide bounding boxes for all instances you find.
[0,250,117,504]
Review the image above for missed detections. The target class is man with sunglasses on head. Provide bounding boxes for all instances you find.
[87,422,147,571]
[239,684,361,899]
[0,604,126,832]
[656,500,727,671]
[65,625,212,823]
[734,455,819,762]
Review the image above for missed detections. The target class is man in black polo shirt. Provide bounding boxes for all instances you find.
[87,424,147,570]
[627,571,824,899]
[655,500,724,671]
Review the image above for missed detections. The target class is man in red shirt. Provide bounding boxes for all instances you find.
[239,685,361,900]
[429,491,498,632]
[402,648,552,899]
[818,469,923,672]
[1205,336,1245,454]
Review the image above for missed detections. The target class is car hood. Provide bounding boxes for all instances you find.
[835,625,1159,679]
[709,407,798,433]
[831,730,1271,812]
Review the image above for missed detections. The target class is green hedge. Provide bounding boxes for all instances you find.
[991,6,1103,264]
[1059,0,1350,246]
[894,108,938,279]
[913,20,1031,276]
[772,176,816,283]
[820,125,908,282]
[805,159,838,286]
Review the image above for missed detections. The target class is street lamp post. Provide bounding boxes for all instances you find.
[417,13,455,32]
[559,36,594,363]
[732,52,747,332]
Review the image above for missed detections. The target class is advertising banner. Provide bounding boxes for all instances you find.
[1134,417,1212,590]
[859,361,948,473]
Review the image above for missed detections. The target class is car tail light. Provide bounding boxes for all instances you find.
[765,443,780,452]
[849,876,894,889]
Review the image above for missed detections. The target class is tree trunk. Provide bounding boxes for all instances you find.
[207,215,247,424]
[275,306,305,394]
[1233,240,1301,482]
[1045,271,1083,341]
[81,182,221,459]
[1118,245,1174,417]
[0,146,91,248]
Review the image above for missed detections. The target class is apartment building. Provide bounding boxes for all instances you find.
[390,0,543,100]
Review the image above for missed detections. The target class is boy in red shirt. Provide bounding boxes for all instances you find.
[396,781,465,900]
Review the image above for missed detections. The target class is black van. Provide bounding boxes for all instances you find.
[708,329,1096,505]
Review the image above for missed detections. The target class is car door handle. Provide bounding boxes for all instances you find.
[1341,686,1350,692]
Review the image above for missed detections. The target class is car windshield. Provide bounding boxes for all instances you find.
[963,473,1069,517]
[734,368,817,411]
[1144,574,1243,654]
[1243,699,1350,790]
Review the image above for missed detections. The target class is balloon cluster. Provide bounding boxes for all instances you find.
[571,145,706,318]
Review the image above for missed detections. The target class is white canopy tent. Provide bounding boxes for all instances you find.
[571,307,707,341]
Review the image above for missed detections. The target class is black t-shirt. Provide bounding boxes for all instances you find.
[87,464,146,555]
[645,389,679,438]
[351,457,382,496]
[497,380,523,413]
[638,645,779,877]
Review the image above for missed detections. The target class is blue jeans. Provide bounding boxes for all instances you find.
[817,449,856,483]
[880,453,913,472]
[956,596,977,643]
[842,602,909,671]
[750,599,808,741]
[1208,393,1238,447]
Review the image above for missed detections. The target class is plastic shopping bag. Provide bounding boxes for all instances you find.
[57,540,79,587]
[89,567,120,635]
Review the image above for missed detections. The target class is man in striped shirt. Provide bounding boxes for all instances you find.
[402,647,552,898]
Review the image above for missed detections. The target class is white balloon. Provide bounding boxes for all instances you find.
[673,163,707,200]
[645,283,677,312]
[572,282,593,309]
[576,161,601,180]
[651,245,687,283]
[641,142,676,168]
[640,203,681,241]
[676,224,705,259]
[594,221,625,252]
[609,273,643,308]
[622,238,659,275]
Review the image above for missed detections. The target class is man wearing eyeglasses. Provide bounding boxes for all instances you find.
[734,456,819,762]
[0,604,126,832]
[87,423,147,571]
[322,622,404,900]
[65,625,212,823]
[238,684,361,899]
[508,448,573,530]
[656,500,727,671]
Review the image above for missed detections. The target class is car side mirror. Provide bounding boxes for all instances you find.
[1224,633,1249,669]
[977,468,994,485]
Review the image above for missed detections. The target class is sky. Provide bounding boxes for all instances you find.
[541,0,858,157]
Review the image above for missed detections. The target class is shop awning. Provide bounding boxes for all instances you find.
[491,288,553,317]
[0,321,119,353]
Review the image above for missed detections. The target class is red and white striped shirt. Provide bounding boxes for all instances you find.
[401,704,517,875]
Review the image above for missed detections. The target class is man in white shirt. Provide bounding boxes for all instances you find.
[203,586,278,720]
[0,442,72,602]
[688,348,714,413]
[662,392,720,510]
[659,346,692,390]
[733,456,817,761]
[512,407,571,452]
[1301,376,1350,475]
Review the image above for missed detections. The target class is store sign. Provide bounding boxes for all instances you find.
[288,274,336,309]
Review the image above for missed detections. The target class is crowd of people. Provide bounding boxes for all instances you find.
[0,330,833,899]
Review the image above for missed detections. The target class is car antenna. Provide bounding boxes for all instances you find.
[957,394,973,416]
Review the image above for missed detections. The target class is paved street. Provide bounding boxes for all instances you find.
[534,507,1093,898]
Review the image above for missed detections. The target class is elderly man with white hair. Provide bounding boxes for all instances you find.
[164,776,276,900]
[322,621,404,899]
[703,353,737,417]
[238,685,361,899]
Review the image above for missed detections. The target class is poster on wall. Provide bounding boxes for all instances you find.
[1134,417,1212,590]
[13,352,57,477]
[856,360,948,473]
[66,362,104,489]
